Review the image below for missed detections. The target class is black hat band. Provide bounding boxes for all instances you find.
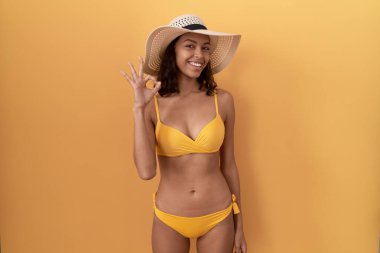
[183,24,208,30]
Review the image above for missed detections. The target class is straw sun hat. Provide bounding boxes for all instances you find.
[142,14,241,76]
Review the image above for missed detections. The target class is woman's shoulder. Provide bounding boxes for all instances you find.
[216,88,234,104]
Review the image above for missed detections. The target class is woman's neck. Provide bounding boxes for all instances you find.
[177,76,201,97]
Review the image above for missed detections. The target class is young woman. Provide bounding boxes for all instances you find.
[121,14,247,253]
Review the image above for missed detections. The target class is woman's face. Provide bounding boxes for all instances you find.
[174,33,211,80]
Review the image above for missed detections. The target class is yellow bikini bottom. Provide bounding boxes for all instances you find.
[152,192,240,238]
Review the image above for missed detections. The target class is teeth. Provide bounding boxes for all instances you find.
[189,62,202,67]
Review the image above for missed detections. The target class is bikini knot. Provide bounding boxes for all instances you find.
[231,194,240,214]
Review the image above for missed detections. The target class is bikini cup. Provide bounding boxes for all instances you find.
[153,93,225,157]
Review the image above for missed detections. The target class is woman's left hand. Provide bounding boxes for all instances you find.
[234,228,247,253]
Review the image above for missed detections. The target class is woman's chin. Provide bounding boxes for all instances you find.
[180,72,202,80]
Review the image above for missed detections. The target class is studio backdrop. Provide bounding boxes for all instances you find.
[1,0,379,252]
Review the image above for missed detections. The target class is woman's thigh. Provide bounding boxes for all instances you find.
[152,213,190,253]
[196,211,235,253]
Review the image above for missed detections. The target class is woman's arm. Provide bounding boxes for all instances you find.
[122,57,161,181]
[132,103,157,180]
[219,89,247,252]
[219,90,244,230]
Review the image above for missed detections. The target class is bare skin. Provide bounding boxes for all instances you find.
[151,91,236,253]
[121,32,247,253]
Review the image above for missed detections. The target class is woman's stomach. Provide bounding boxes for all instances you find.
[155,152,232,216]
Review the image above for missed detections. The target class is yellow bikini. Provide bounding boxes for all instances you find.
[153,93,225,157]
[152,93,240,238]
[153,192,240,238]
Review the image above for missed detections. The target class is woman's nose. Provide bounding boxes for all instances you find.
[194,47,204,58]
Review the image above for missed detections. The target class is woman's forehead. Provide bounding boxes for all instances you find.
[179,33,210,43]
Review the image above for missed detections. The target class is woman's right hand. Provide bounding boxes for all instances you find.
[120,56,161,109]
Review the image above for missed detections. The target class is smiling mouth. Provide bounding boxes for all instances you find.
[188,61,204,68]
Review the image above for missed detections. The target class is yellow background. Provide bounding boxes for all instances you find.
[1,0,379,252]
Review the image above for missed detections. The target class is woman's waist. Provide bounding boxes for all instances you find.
[157,152,220,170]
[154,176,232,216]
[158,160,222,180]
[158,169,226,191]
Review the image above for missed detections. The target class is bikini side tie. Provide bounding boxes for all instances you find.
[231,194,241,214]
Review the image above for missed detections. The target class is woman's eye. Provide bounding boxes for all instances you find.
[203,47,210,51]
[186,45,195,48]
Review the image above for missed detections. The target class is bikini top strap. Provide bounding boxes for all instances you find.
[214,93,219,115]
[153,95,161,122]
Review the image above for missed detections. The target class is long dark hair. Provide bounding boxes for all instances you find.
[157,35,218,97]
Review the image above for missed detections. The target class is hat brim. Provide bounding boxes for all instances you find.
[143,26,241,76]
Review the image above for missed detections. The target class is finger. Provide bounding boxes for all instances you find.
[120,70,132,83]
[138,56,144,78]
[235,246,241,253]
[152,81,161,94]
[150,76,161,85]
[128,61,138,80]
[144,75,156,85]
[146,75,157,84]
[148,74,157,82]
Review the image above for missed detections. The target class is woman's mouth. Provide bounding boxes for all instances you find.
[188,61,204,70]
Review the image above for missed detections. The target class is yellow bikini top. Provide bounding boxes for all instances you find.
[153,93,225,157]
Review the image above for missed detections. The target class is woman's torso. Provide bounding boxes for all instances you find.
[151,89,232,216]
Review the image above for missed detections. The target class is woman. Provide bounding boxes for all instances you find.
[121,14,247,253]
